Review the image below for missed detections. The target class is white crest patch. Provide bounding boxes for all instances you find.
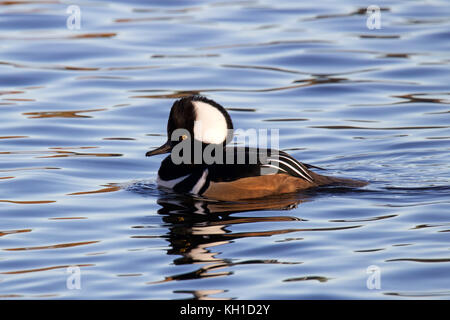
[192,100,228,144]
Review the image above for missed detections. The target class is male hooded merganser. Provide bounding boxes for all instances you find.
[146,96,366,201]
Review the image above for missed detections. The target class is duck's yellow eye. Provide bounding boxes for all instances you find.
[181,134,188,141]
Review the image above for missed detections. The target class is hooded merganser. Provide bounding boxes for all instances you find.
[146,96,366,201]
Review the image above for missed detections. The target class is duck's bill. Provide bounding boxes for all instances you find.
[145,141,171,157]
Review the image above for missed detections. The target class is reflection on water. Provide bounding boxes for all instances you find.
[0,0,449,299]
[4,240,99,252]
[22,108,107,118]
[68,184,120,195]
[132,188,362,299]
[146,193,307,298]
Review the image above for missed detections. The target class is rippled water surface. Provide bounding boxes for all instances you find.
[1,0,449,299]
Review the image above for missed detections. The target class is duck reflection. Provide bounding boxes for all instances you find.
[149,192,307,299]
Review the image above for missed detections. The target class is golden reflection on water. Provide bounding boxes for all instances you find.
[0,149,122,158]
[0,166,60,172]
[37,151,122,158]
[0,199,55,204]
[0,136,28,139]
[0,32,117,41]
[67,184,121,196]
[69,33,116,39]
[3,240,99,251]
[0,90,24,95]
[394,93,450,104]
[0,1,59,6]
[0,60,160,72]
[0,264,94,275]
[0,228,32,237]
[3,98,35,101]
[22,108,107,118]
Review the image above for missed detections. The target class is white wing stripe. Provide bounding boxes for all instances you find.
[267,158,313,182]
[275,155,314,180]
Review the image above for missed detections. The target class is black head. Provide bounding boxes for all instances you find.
[146,96,234,157]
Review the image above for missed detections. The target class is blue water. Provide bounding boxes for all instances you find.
[0,0,449,299]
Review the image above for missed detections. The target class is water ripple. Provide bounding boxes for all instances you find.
[0,0,449,299]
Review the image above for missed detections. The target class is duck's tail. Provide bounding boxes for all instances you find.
[310,171,368,188]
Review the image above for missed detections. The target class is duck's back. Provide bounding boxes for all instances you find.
[156,147,365,200]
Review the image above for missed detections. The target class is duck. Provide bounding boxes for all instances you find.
[146,95,366,201]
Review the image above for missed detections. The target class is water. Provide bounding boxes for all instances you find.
[0,0,449,299]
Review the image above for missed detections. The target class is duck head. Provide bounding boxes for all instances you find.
[146,95,234,158]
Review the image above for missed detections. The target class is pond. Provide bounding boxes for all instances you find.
[0,0,449,299]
